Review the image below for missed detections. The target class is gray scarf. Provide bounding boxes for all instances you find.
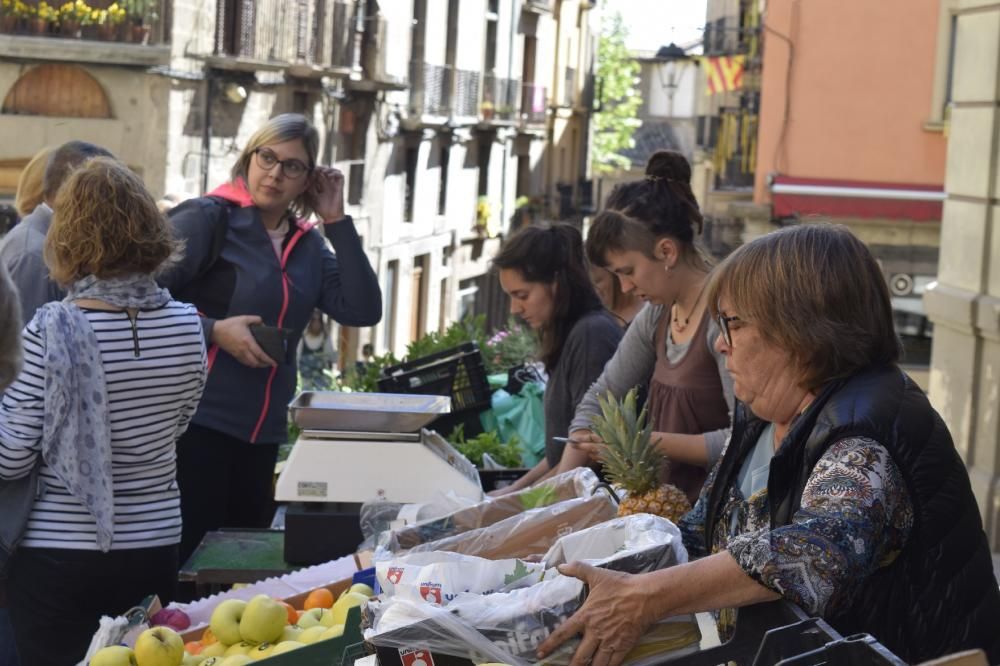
[34,274,171,552]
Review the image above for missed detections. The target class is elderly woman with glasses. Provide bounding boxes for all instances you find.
[538,225,1000,666]
[160,113,382,563]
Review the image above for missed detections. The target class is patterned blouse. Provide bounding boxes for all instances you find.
[679,436,914,637]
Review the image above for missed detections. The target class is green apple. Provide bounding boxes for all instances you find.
[217,657,254,666]
[270,641,305,655]
[330,591,368,626]
[134,627,184,666]
[296,626,327,644]
[90,645,138,666]
[223,642,255,657]
[348,583,375,598]
[199,658,223,666]
[320,624,345,640]
[181,653,204,666]
[278,625,304,643]
[209,599,248,647]
[246,643,275,661]
[238,595,287,645]
[295,608,333,629]
[199,643,226,658]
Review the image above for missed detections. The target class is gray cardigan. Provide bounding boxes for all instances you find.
[569,303,734,466]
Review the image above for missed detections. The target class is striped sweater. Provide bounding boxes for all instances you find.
[0,301,206,550]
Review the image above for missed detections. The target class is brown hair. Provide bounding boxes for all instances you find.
[587,150,705,266]
[707,224,901,390]
[231,113,320,219]
[42,141,114,203]
[15,146,53,217]
[45,157,179,286]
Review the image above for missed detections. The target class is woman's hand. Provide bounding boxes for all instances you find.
[311,166,346,224]
[568,429,605,462]
[211,315,276,368]
[538,562,656,666]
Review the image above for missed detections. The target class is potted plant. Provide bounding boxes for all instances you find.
[32,1,58,35]
[57,0,89,38]
[474,195,495,238]
[479,100,495,121]
[1,0,33,33]
[121,0,156,43]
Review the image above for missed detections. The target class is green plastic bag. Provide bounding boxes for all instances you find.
[481,382,546,467]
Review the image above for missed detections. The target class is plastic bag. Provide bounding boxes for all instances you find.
[543,514,688,574]
[376,551,546,604]
[489,382,546,467]
[360,490,481,551]
[402,492,618,560]
[383,468,601,553]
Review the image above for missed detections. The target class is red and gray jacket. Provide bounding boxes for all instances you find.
[161,181,382,444]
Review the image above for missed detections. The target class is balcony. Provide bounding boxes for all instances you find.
[406,62,485,120]
[520,81,547,126]
[480,73,520,123]
[452,67,481,118]
[0,0,169,66]
[214,0,356,75]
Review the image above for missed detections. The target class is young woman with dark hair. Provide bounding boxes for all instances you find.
[560,151,733,504]
[488,223,622,496]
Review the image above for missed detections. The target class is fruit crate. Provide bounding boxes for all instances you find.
[377,343,491,415]
[259,605,364,665]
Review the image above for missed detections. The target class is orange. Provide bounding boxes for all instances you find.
[201,627,218,646]
[277,600,298,624]
[303,588,334,610]
[185,641,203,655]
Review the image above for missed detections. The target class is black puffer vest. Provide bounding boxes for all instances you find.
[705,365,1000,664]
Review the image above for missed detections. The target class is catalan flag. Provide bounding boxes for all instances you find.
[703,55,745,95]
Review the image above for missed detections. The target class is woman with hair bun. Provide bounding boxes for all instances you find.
[488,223,623,495]
[560,151,733,504]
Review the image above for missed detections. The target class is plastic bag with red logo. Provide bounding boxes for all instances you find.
[401,491,618,561]
[375,551,545,604]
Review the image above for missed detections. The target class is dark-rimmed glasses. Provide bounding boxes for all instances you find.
[717,312,741,347]
[254,148,311,180]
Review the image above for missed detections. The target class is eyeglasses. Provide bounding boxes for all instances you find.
[716,312,741,347]
[254,148,310,180]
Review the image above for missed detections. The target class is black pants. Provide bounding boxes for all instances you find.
[7,545,177,666]
[176,423,279,566]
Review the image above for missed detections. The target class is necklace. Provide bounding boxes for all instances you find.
[671,279,709,333]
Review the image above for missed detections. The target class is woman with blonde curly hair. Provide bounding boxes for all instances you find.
[0,157,207,665]
[13,146,52,219]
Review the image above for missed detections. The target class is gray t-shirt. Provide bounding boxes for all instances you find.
[543,309,623,468]
[0,204,64,323]
[570,302,735,466]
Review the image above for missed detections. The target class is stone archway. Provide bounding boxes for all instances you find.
[2,64,112,118]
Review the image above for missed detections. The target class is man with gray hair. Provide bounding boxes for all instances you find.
[0,141,113,321]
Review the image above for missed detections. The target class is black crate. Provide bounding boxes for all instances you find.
[283,502,364,565]
[377,343,491,413]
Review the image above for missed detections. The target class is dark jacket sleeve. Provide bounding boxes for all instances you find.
[317,217,383,326]
[159,198,225,293]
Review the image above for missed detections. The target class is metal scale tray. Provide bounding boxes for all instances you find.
[288,391,451,433]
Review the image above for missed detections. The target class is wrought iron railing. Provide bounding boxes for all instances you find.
[481,72,520,121]
[521,82,547,125]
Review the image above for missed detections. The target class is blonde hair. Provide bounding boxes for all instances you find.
[706,224,901,390]
[15,146,53,216]
[231,113,320,219]
[45,157,179,286]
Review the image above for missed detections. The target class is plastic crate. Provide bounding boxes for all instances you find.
[377,343,491,413]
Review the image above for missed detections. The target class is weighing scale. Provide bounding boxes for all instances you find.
[275,391,484,563]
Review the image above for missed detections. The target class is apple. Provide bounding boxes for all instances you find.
[199,643,226,658]
[134,627,184,666]
[223,642,255,656]
[320,624,345,640]
[330,591,368,626]
[246,643,275,661]
[217,657,253,666]
[348,583,375,598]
[279,625,304,643]
[270,641,305,655]
[296,608,333,629]
[238,595,287,645]
[199,659,223,666]
[209,599,247,647]
[90,645,138,666]
[180,653,204,666]
[296,626,327,644]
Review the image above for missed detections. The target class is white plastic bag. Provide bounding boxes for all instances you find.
[376,551,546,604]
[543,513,688,574]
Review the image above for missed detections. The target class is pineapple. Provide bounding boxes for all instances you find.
[591,388,692,523]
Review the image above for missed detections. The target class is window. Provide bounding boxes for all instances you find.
[457,278,479,322]
[437,140,450,215]
[926,0,961,130]
[410,255,428,341]
[404,145,418,222]
[477,137,492,197]
[439,278,450,332]
[383,260,399,351]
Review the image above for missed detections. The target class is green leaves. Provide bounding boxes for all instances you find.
[592,11,642,175]
[448,425,524,468]
[590,387,661,495]
[504,560,532,586]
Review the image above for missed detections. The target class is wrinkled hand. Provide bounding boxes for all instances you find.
[211,315,276,368]
[568,429,605,462]
[538,562,655,666]
[311,166,345,223]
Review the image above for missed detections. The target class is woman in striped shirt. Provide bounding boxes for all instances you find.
[0,158,207,666]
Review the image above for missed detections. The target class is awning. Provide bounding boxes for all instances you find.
[770,176,944,222]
